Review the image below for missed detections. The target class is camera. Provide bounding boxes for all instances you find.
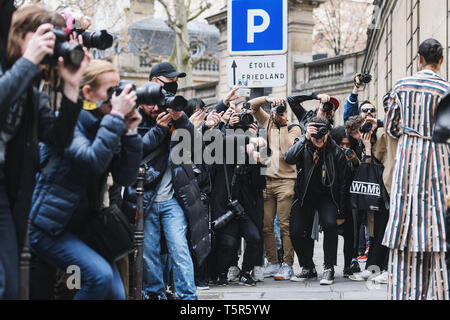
[311,123,329,139]
[211,200,245,230]
[360,122,373,133]
[234,102,255,130]
[274,105,287,116]
[109,80,187,111]
[74,29,114,50]
[356,73,372,85]
[41,27,84,67]
[344,148,355,158]
[322,101,335,114]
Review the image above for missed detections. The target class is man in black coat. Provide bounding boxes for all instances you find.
[284,116,349,286]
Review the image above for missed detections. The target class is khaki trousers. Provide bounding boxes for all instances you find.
[263,178,295,266]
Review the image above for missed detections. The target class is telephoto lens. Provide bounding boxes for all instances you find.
[42,27,84,67]
[360,122,373,133]
[81,30,114,50]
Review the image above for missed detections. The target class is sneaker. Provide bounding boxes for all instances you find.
[263,262,280,278]
[350,260,361,273]
[372,270,388,284]
[349,269,377,281]
[252,266,264,282]
[196,280,210,290]
[217,273,229,286]
[357,255,368,262]
[273,262,293,281]
[239,271,256,286]
[320,267,335,285]
[290,267,318,282]
[227,266,240,282]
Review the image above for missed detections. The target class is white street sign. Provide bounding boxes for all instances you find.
[227,55,287,88]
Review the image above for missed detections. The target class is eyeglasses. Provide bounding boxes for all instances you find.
[361,108,376,113]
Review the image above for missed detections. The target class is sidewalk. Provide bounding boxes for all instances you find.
[199,233,388,300]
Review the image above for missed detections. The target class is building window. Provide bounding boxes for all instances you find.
[406,0,420,76]
[385,12,393,93]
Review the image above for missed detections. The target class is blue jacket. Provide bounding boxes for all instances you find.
[29,110,143,237]
[344,93,359,123]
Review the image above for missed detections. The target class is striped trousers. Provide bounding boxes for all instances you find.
[387,249,449,300]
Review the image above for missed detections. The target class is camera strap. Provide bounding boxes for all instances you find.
[222,164,233,203]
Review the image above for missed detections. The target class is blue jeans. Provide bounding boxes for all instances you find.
[29,225,125,300]
[0,182,18,300]
[143,196,197,300]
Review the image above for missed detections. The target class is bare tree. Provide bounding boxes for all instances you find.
[313,0,373,56]
[156,0,211,86]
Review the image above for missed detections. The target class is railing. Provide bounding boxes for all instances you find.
[194,60,219,72]
[308,60,344,81]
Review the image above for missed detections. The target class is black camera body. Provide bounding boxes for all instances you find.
[322,101,335,114]
[344,148,355,158]
[274,105,286,115]
[211,200,245,230]
[311,123,329,139]
[360,122,373,133]
[41,27,84,67]
[110,80,187,112]
[235,102,255,130]
[361,73,372,84]
[74,29,114,50]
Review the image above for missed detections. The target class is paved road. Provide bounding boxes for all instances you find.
[199,233,388,300]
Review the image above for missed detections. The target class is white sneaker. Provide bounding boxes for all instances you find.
[349,269,379,281]
[252,266,264,282]
[263,262,280,278]
[273,262,293,281]
[227,266,241,282]
[372,271,388,284]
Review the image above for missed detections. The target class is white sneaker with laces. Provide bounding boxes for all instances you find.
[372,270,388,284]
[252,266,264,282]
[227,266,241,282]
[263,262,280,278]
[349,269,379,281]
[273,262,293,281]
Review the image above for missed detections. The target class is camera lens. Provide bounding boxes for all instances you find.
[275,105,286,115]
[322,102,334,113]
[360,122,373,133]
[57,42,84,67]
[81,30,113,50]
[345,148,355,158]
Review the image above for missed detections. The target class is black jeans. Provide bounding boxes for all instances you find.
[342,210,358,269]
[216,214,262,274]
[290,193,339,269]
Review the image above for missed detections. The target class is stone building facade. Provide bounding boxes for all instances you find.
[361,0,450,118]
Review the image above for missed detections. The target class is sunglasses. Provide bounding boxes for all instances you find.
[361,108,376,113]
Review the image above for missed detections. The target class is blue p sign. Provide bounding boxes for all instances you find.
[228,0,287,55]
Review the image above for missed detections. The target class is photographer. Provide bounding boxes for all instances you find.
[0,5,90,299]
[248,96,301,281]
[28,59,142,300]
[330,126,361,278]
[286,93,340,134]
[209,106,268,286]
[285,117,349,285]
[345,115,390,283]
[131,62,207,300]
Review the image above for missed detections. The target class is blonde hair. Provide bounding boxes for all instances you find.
[80,59,118,92]
[6,5,66,67]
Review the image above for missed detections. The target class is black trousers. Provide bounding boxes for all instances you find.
[365,209,389,271]
[290,194,339,269]
[342,210,358,269]
[216,214,262,274]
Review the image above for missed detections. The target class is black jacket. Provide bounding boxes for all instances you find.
[284,135,349,217]
[0,58,82,248]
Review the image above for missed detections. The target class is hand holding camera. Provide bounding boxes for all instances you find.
[23,23,56,66]
[111,84,137,119]
[124,109,142,131]
[156,111,173,128]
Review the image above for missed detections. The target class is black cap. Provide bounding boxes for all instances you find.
[149,62,186,81]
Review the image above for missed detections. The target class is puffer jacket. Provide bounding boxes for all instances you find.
[29,110,142,237]
[284,135,349,218]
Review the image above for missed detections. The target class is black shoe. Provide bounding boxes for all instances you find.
[196,279,210,290]
[239,271,256,286]
[290,267,318,282]
[217,273,229,286]
[320,267,335,285]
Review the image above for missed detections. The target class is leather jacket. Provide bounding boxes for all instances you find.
[284,135,350,217]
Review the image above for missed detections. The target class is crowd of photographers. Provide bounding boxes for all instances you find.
[0,2,449,301]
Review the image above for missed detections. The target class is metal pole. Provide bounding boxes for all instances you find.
[131,167,145,300]
[19,225,31,300]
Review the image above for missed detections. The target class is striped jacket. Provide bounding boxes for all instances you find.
[382,69,450,252]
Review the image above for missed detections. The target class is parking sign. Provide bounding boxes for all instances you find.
[228,0,287,55]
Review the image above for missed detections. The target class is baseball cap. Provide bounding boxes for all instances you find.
[149,62,186,81]
[329,97,340,110]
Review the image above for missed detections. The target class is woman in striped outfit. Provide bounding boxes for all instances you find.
[383,38,450,300]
